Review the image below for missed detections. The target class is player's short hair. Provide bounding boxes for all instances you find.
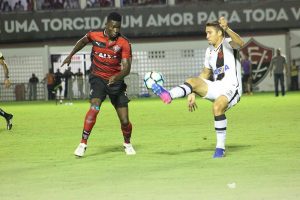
[107,12,122,22]
[206,21,225,36]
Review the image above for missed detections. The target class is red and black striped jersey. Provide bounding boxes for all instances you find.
[86,31,132,80]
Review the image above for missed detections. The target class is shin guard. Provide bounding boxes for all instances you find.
[81,106,100,144]
[121,122,132,144]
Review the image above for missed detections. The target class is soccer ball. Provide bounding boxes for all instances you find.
[144,71,164,89]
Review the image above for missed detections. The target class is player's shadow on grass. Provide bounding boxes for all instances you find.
[155,144,251,155]
[155,147,212,155]
[226,144,252,152]
[84,144,141,158]
[84,145,120,158]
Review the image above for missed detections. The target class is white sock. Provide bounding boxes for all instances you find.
[214,115,227,149]
[169,82,192,99]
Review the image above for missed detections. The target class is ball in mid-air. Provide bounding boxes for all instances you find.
[144,71,164,90]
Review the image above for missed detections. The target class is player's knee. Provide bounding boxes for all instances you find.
[89,101,101,115]
[186,78,197,89]
[90,98,101,107]
[120,119,130,126]
[186,77,207,97]
[213,102,224,115]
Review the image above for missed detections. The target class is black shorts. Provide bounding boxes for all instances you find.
[89,75,130,107]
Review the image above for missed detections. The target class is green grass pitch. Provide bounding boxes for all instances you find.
[0,92,300,200]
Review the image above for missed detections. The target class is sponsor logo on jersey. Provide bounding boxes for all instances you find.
[213,64,230,75]
[95,52,117,59]
[240,38,274,86]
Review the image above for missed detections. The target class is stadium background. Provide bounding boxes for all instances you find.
[0,0,300,101]
[1,1,300,200]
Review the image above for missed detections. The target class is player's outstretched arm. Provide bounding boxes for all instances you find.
[0,58,11,88]
[186,67,211,112]
[4,78,11,88]
[219,17,244,49]
[108,58,132,85]
[188,93,198,112]
[61,36,90,67]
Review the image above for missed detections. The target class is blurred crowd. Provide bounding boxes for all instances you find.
[0,0,33,11]
[39,0,81,9]
[0,0,292,12]
[0,0,167,11]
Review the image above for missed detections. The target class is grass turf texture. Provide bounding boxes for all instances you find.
[0,92,299,200]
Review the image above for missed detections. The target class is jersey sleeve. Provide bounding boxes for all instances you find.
[204,48,211,69]
[0,51,4,59]
[225,38,232,43]
[85,31,93,42]
[121,41,132,59]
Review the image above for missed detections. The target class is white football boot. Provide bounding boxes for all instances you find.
[123,143,136,155]
[74,143,87,157]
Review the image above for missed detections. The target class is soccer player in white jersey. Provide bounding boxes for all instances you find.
[152,17,244,158]
[0,52,13,130]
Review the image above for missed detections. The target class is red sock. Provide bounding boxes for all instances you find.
[81,107,99,144]
[121,122,132,144]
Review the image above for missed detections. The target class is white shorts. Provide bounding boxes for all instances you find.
[202,79,241,109]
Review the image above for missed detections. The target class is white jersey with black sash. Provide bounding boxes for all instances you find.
[204,38,242,102]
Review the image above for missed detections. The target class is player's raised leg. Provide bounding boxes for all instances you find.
[115,106,136,155]
[74,98,101,157]
[212,96,228,158]
[151,77,208,104]
[151,83,172,104]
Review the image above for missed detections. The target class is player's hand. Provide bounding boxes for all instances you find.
[108,76,117,86]
[188,93,197,112]
[4,79,11,88]
[60,56,72,67]
[219,17,228,31]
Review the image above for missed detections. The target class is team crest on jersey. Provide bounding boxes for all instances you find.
[240,38,274,86]
[112,45,121,53]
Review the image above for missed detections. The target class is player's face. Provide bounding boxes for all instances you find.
[205,26,222,47]
[106,20,121,40]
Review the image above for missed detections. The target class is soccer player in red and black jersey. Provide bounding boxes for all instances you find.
[61,12,136,157]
